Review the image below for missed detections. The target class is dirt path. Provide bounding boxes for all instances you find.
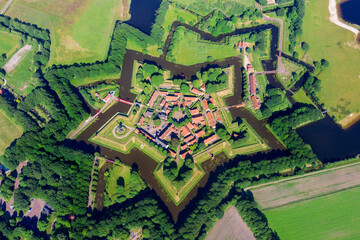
[3,44,33,73]
[328,0,359,36]
[206,206,256,240]
[1,0,15,14]
[249,161,360,210]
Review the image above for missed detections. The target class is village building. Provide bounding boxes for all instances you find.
[202,98,209,111]
[159,90,168,96]
[191,87,203,95]
[237,41,246,50]
[169,149,176,158]
[166,95,179,102]
[186,121,197,130]
[247,64,255,74]
[159,124,175,140]
[181,144,188,150]
[190,108,200,116]
[209,97,216,106]
[137,115,145,126]
[195,129,205,138]
[188,138,197,146]
[159,98,165,107]
[184,134,195,143]
[181,125,191,137]
[147,90,159,108]
[102,91,115,103]
[251,95,262,110]
[158,112,167,120]
[204,134,217,145]
[192,114,205,124]
[145,109,154,118]
[250,74,257,96]
[214,110,222,123]
[180,150,193,159]
[200,84,206,92]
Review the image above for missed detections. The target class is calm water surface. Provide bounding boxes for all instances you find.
[339,0,360,25]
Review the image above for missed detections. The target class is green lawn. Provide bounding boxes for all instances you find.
[166,28,245,65]
[7,0,130,65]
[265,187,360,240]
[6,49,37,96]
[0,110,23,155]
[300,0,360,121]
[292,88,315,106]
[0,31,21,57]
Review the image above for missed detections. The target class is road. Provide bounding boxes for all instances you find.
[3,44,33,73]
[69,96,116,139]
[1,0,15,14]
[245,160,360,191]
[328,0,359,36]
[24,199,46,219]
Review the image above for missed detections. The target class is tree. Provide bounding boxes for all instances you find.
[170,137,180,148]
[151,73,164,86]
[257,0,267,6]
[180,83,190,93]
[301,42,309,52]
[321,59,330,69]
[153,118,161,126]
[293,51,299,58]
[246,47,252,53]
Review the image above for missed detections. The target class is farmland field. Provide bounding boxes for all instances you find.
[264,187,360,240]
[206,206,255,240]
[0,31,21,57]
[0,110,23,155]
[252,163,360,210]
[6,0,131,65]
[301,0,360,122]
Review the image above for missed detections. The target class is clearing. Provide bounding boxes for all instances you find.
[6,0,131,65]
[265,187,360,240]
[0,30,21,57]
[2,44,32,73]
[252,162,360,210]
[300,0,360,121]
[0,110,23,155]
[206,206,256,240]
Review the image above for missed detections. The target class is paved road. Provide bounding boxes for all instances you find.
[69,96,116,139]
[245,160,360,191]
[1,0,15,14]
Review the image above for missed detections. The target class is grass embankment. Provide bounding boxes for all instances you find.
[6,49,38,96]
[7,0,130,65]
[292,88,315,106]
[300,0,360,122]
[0,31,21,57]
[0,110,23,155]
[265,187,360,240]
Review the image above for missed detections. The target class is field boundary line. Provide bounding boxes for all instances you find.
[245,161,360,191]
[261,185,360,212]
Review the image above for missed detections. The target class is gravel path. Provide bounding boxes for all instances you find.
[1,0,15,14]
[3,44,33,73]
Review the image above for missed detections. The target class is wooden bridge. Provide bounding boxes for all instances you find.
[115,97,134,106]
[254,70,279,75]
[227,102,246,110]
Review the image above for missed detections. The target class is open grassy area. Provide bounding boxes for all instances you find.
[7,0,130,66]
[6,49,38,96]
[265,187,360,240]
[300,0,360,121]
[167,28,246,65]
[171,0,257,16]
[0,110,23,155]
[0,31,21,57]
[292,88,316,106]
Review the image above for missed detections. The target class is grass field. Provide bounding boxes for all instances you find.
[167,28,246,65]
[206,206,255,240]
[0,110,23,155]
[292,88,315,106]
[300,0,360,121]
[7,0,130,65]
[6,49,37,96]
[252,163,360,210]
[0,31,21,57]
[265,187,360,240]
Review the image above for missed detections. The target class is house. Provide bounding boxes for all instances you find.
[206,111,216,128]
[181,144,188,150]
[251,95,261,110]
[155,136,169,149]
[204,134,217,145]
[181,125,191,137]
[202,98,209,111]
[190,108,200,116]
[159,98,165,107]
[247,64,254,74]
[166,95,179,102]
[267,0,276,4]
[159,90,168,96]
[214,110,222,123]
[94,92,99,98]
[191,87,203,95]
[158,112,167,120]
[147,90,159,108]
[237,41,245,50]
[186,122,197,130]
[102,91,115,103]
[184,134,195,143]
[145,109,154,118]
[195,129,205,138]
[200,84,206,92]
[138,128,155,141]
[209,97,216,106]
[180,150,193,159]
[159,124,175,140]
[188,138,197,146]
[250,74,257,96]
[137,115,145,126]
[192,114,205,124]
[169,149,176,158]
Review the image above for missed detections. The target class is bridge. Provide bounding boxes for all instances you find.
[227,102,246,110]
[254,70,279,75]
[115,97,134,106]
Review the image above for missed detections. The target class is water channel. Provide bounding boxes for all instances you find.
[76,2,360,222]
[339,0,360,26]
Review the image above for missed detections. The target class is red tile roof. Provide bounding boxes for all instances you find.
[181,144,188,150]
[186,122,195,130]
[193,115,205,124]
[160,98,165,107]
[200,84,206,92]
[190,108,200,116]
[184,96,197,102]
[184,134,195,143]
[181,125,191,137]
[251,95,261,110]
[188,138,197,146]
[166,95,179,102]
[204,134,217,145]
[195,129,205,138]
[250,74,256,96]
[247,64,254,74]
[103,93,112,102]
[214,110,222,123]
[206,111,216,128]
[160,124,175,140]
[191,87,203,95]
[169,149,176,157]
[148,90,159,108]
[137,116,145,126]
[209,97,215,105]
[202,98,209,111]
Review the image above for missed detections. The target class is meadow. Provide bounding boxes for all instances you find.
[6,0,130,65]
[265,187,360,240]
[0,31,21,57]
[0,110,23,155]
[292,88,315,106]
[300,0,360,122]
